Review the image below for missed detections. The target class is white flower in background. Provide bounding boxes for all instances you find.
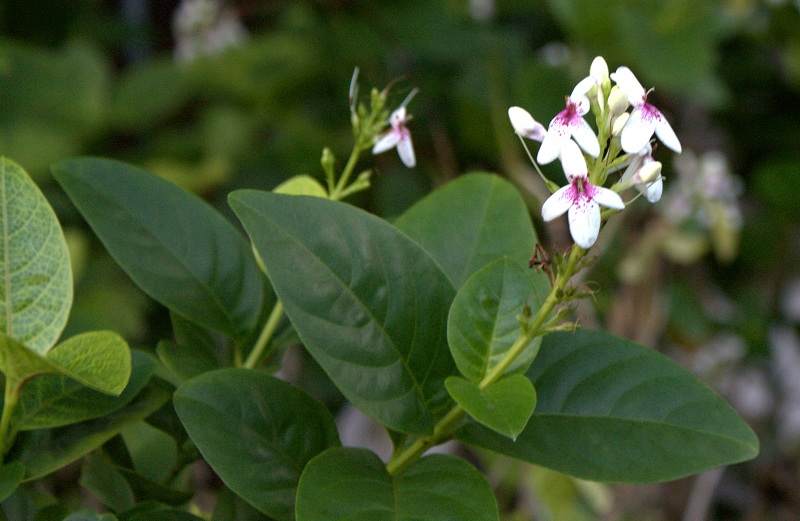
[620,144,663,203]
[542,141,625,248]
[537,79,601,165]
[373,106,416,168]
[508,106,546,142]
[610,66,682,154]
[173,0,248,63]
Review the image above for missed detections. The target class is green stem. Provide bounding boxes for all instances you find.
[243,300,285,370]
[385,244,586,476]
[330,146,363,201]
[0,379,20,460]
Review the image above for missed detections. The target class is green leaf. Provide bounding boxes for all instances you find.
[447,258,547,382]
[296,448,499,521]
[273,175,327,197]
[395,173,537,288]
[9,379,172,481]
[17,350,154,431]
[157,340,219,383]
[79,452,135,513]
[127,511,204,521]
[116,467,194,508]
[456,329,760,483]
[51,157,264,339]
[64,511,118,521]
[46,331,131,395]
[445,374,536,440]
[0,462,24,502]
[0,157,72,355]
[0,332,61,386]
[174,369,340,521]
[229,191,456,435]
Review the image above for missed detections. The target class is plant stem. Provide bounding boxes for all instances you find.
[0,380,20,460]
[385,244,586,476]
[243,300,285,370]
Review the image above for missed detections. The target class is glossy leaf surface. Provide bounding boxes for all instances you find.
[448,258,547,382]
[51,157,264,339]
[230,191,456,435]
[174,369,340,521]
[296,448,498,521]
[445,374,536,440]
[0,157,72,355]
[457,329,760,482]
[394,173,537,288]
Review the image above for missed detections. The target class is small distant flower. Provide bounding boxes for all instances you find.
[508,106,546,142]
[537,80,601,165]
[542,141,625,248]
[610,66,682,154]
[373,106,415,168]
[620,144,663,203]
[173,0,247,63]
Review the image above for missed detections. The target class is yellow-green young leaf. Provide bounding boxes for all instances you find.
[0,157,72,355]
[273,175,328,197]
[46,331,131,396]
[0,333,60,385]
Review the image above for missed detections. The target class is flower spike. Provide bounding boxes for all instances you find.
[610,66,682,154]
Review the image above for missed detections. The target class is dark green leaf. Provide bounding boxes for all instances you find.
[17,350,154,430]
[116,467,193,507]
[9,379,172,481]
[445,374,536,440]
[296,448,498,521]
[174,369,340,521]
[456,329,760,483]
[127,510,203,521]
[157,340,219,384]
[51,157,264,339]
[0,462,24,502]
[394,173,537,288]
[64,511,118,521]
[229,191,456,435]
[79,452,135,513]
[447,258,547,382]
[213,487,278,521]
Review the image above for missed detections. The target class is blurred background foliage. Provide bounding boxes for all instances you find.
[1,0,800,519]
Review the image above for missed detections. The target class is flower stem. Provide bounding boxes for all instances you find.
[243,300,285,370]
[0,379,20,461]
[385,244,586,476]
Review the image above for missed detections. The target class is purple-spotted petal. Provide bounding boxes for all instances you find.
[558,140,588,181]
[373,131,402,154]
[620,108,657,154]
[571,118,600,158]
[610,66,645,105]
[396,133,416,168]
[654,115,682,153]
[541,185,574,222]
[592,186,625,210]
[567,197,601,249]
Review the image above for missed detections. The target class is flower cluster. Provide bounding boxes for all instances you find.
[509,57,682,249]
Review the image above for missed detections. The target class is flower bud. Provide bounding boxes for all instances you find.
[611,112,629,136]
[508,106,546,142]
[608,86,629,118]
[638,160,662,184]
[590,56,609,82]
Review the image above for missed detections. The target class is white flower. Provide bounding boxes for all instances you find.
[620,144,663,202]
[542,141,625,248]
[610,66,682,154]
[373,106,415,168]
[537,80,600,165]
[508,106,546,142]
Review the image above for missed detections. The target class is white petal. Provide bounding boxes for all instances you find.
[639,176,663,203]
[568,199,601,249]
[571,118,600,158]
[396,134,416,168]
[571,76,595,100]
[610,66,645,105]
[654,115,682,153]
[590,56,609,81]
[541,185,573,222]
[592,186,625,210]
[619,108,656,154]
[537,123,566,164]
[390,106,407,128]
[372,131,401,154]
[558,140,587,181]
[508,106,546,141]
